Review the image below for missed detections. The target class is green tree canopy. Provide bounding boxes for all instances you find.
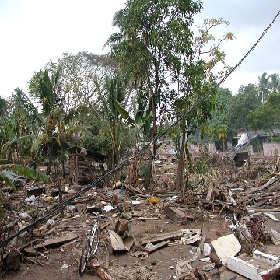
[248,93,280,135]
[228,83,261,132]
[107,0,203,156]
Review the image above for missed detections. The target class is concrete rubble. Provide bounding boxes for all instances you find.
[1,151,280,279]
[211,234,241,265]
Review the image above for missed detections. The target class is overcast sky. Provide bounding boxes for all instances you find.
[0,0,280,99]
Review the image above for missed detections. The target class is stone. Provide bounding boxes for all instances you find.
[211,234,241,265]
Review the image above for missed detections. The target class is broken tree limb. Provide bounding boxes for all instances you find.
[244,176,278,196]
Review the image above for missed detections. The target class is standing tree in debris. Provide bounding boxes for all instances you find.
[29,68,69,175]
[94,72,133,170]
[169,18,235,192]
[45,52,134,170]
[257,72,280,104]
[1,88,42,164]
[107,0,203,187]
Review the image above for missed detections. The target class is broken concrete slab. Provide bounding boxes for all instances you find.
[253,250,279,266]
[211,234,241,265]
[227,255,280,280]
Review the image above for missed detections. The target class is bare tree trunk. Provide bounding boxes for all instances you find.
[47,143,54,175]
[151,95,157,159]
[143,148,153,190]
[175,124,186,192]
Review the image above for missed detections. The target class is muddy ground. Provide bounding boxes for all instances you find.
[1,154,280,280]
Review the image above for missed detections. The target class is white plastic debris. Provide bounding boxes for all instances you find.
[180,229,201,245]
[264,212,279,221]
[19,212,32,220]
[203,243,211,256]
[61,263,70,269]
[103,204,114,212]
[46,219,55,227]
[25,195,36,205]
[131,200,141,205]
[200,257,211,262]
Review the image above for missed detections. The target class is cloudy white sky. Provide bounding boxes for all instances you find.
[0,0,280,99]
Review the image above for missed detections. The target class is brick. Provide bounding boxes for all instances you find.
[227,256,262,280]
[227,255,280,280]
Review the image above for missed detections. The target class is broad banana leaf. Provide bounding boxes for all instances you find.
[0,164,49,189]
[113,100,135,126]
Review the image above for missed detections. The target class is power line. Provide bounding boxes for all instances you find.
[1,9,280,249]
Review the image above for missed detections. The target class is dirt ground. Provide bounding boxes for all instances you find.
[2,198,280,280]
[1,155,280,280]
[0,213,235,280]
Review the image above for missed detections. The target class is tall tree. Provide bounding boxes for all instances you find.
[169,17,234,191]
[0,97,8,150]
[29,68,69,174]
[248,93,280,135]
[268,73,280,93]
[202,87,233,150]
[94,72,133,169]
[258,72,269,104]
[1,89,41,163]
[228,83,261,133]
[107,0,203,158]
[107,0,205,189]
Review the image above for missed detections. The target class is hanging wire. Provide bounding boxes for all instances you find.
[1,9,280,248]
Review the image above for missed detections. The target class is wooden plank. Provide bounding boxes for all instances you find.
[34,233,79,250]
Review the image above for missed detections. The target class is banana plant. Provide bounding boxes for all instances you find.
[0,164,49,189]
[113,97,153,189]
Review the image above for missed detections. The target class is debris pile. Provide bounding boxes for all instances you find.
[1,152,280,280]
